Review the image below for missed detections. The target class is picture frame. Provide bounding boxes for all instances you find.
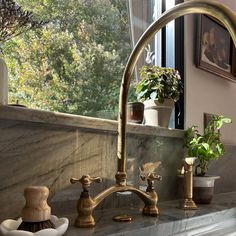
[196,14,236,82]
[204,113,214,129]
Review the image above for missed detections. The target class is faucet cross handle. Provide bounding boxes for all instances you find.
[70,175,102,191]
[141,172,162,181]
[139,162,162,190]
[140,172,162,192]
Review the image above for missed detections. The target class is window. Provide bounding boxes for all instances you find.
[5,0,184,127]
[6,0,132,119]
[129,0,184,129]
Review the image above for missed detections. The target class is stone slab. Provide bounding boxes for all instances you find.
[51,191,236,236]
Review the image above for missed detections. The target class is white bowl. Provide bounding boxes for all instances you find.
[0,215,69,236]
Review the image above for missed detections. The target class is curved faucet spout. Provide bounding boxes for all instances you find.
[117,0,236,175]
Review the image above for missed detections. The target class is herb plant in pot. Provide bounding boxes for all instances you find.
[184,115,232,204]
[136,65,182,127]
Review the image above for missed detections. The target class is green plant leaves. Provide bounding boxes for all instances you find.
[184,115,232,176]
[6,0,131,117]
[137,89,148,101]
[202,143,209,151]
[215,116,232,129]
[216,142,224,155]
[136,65,183,103]
[150,91,157,100]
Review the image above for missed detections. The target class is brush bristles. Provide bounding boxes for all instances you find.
[17,220,55,233]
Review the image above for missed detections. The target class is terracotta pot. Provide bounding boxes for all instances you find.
[193,176,220,204]
[127,102,144,124]
[144,99,174,127]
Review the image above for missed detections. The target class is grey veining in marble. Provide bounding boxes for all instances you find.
[0,108,184,222]
[0,105,236,227]
[0,105,184,137]
[51,191,236,236]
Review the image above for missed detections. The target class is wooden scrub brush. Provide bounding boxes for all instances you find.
[17,186,55,233]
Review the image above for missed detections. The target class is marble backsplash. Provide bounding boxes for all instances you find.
[0,106,235,222]
[0,106,184,222]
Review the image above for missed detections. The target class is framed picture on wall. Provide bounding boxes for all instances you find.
[196,14,236,82]
[204,113,215,129]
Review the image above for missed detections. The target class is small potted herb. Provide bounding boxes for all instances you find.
[136,65,183,127]
[184,115,232,203]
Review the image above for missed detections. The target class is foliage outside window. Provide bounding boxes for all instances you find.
[0,0,45,51]
[4,0,131,119]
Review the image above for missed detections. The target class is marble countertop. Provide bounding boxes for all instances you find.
[0,105,184,137]
[53,191,236,236]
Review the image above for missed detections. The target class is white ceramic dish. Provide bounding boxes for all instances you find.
[0,215,69,236]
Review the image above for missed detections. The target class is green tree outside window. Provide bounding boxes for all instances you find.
[5,0,131,119]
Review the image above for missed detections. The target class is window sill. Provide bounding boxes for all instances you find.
[0,105,184,138]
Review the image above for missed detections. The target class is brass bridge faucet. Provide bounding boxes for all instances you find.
[71,0,236,228]
[71,162,162,227]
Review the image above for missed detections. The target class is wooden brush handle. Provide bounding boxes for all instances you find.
[21,186,51,222]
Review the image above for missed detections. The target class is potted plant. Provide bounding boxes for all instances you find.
[136,65,183,127]
[127,84,144,124]
[184,115,232,204]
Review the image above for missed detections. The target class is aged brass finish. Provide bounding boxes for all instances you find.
[71,163,161,227]
[71,0,236,228]
[180,158,197,210]
[112,215,132,222]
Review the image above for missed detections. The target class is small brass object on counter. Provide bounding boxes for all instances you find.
[180,158,197,210]
[112,215,132,222]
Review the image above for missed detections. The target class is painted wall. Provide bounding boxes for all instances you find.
[184,0,236,145]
